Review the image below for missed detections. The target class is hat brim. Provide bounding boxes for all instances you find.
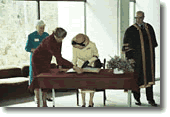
[72,34,90,48]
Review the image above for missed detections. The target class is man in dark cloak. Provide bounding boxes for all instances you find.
[122,11,158,107]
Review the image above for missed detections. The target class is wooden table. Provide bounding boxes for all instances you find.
[29,69,138,107]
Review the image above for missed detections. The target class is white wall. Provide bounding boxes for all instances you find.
[86,0,118,62]
[136,0,160,78]
[58,2,84,62]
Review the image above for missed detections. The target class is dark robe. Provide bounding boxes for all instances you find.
[32,33,73,77]
[122,23,158,88]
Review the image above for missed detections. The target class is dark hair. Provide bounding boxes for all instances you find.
[53,27,67,38]
[137,11,145,17]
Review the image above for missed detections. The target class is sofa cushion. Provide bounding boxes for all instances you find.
[0,68,22,79]
[0,77,29,85]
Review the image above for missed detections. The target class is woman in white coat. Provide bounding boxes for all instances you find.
[72,33,102,107]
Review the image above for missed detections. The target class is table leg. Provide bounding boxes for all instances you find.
[77,89,79,106]
[128,90,132,107]
[39,88,43,107]
[52,88,55,107]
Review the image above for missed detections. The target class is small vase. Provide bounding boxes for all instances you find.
[113,68,124,74]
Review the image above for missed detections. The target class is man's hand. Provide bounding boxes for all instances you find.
[129,59,135,64]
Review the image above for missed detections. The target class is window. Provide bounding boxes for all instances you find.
[129,0,136,25]
[0,0,84,68]
[0,0,37,68]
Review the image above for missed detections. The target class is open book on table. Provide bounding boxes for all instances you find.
[66,67,101,73]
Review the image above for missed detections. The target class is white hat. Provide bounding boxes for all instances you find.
[35,20,45,27]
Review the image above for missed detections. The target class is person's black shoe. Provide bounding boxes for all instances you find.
[148,101,158,107]
[88,103,94,107]
[46,98,53,101]
[82,105,85,107]
[135,101,141,106]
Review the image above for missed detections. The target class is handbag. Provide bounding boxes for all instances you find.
[94,59,102,68]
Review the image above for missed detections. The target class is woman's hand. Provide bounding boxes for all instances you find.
[61,69,70,72]
[31,48,36,53]
[81,61,89,68]
[73,66,83,74]
[58,66,69,73]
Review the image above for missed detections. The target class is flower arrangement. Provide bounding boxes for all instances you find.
[106,56,135,72]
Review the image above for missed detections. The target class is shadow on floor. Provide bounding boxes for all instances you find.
[0,88,77,107]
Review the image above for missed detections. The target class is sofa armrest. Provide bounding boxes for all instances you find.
[21,66,29,77]
[0,68,22,79]
[0,77,29,85]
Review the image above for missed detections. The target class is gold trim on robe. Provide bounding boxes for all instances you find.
[122,43,135,52]
[145,24,155,85]
[123,43,129,46]
[133,23,155,88]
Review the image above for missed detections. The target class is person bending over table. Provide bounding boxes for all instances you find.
[72,33,102,107]
[31,27,82,107]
